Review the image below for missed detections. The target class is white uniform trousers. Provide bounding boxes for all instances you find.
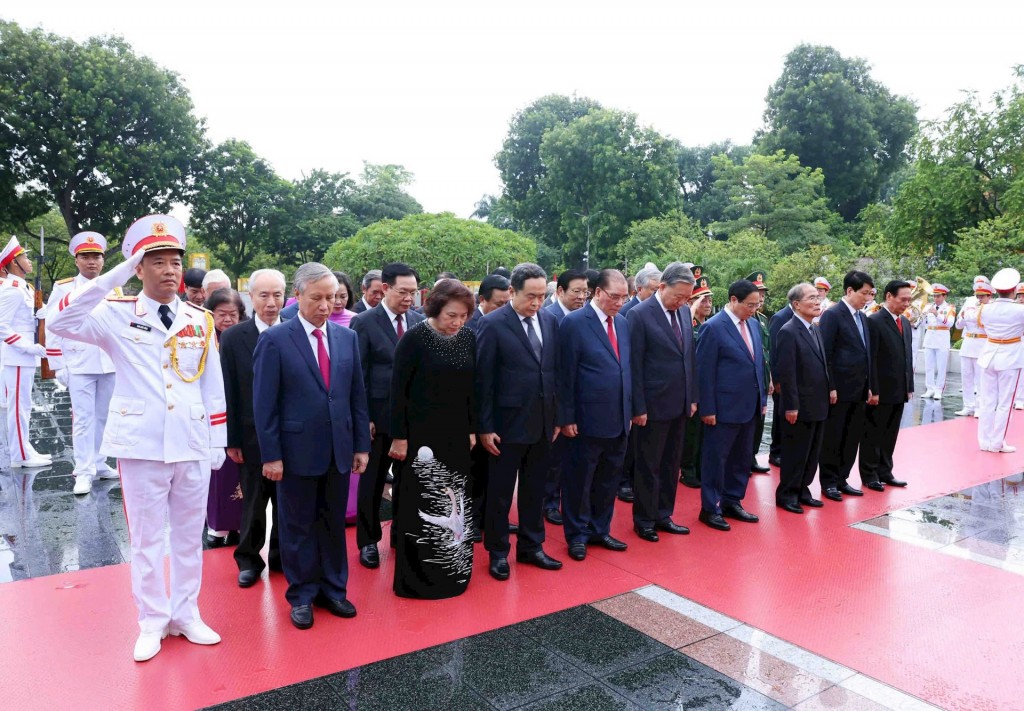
[961,356,980,411]
[119,458,211,633]
[68,372,116,480]
[911,327,923,372]
[3,365,40,463]
[1016,343,1024,408]
[924,348,950,393]
[978,367,1021,450]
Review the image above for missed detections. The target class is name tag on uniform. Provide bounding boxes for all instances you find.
[129,322,152,332]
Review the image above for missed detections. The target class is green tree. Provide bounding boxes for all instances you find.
[323,213,536,282]
[0,21,207,241]
[930,215,1024,297]
[275,170,360,265]
[676,141,751,226]
[616,211,706,271]
[759,44,917,220]
[346,162,423,226]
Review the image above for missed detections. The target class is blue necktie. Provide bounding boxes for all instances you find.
[854,312,865,345]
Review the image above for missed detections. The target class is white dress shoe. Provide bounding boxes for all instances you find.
[1015,403,1024,411]
[134,628,168,662]
[10,456,51,468]
[932,390,943,400]
[954,408,973,417]
[921,389,933,399]
[28,451,52,461]
[169,620,221,645]
[72,477,93,495]
[95,467,120,480]
[997,444,1017,453]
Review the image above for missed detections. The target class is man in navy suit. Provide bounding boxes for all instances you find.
[817,270,875,502]
[254,263,371,630]
[557,269,633,561]
[353,269,383,314]
[477,263,563,580]
[467,274,511,333]
[696,280,767,531]
[767,303,794,468]
[627,262,698,542]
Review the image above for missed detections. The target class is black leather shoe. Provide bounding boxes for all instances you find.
[799,497,824,508]
[839,484,864,497]
[823,488,843,502]
[568,543,587,561]
[768,457,782,467]
[359,544,380,569]
[204,532,227,549]
[864,481,885,492]
[589,534,628,551]
[698,510,731,531]
[544,508,563,525]
[655,519,690,535]
[489,557,510,581]
[634,526,659,542]
[751,463,770,474]
[776,501,804,514]
[881,478,908,487]
[617,485,634,503]
[516,550,563,570]
[290,604,313,629]
[721,504,759,523]
[679,477,701,489]
[314,594,356,618]
[238,569,259,588]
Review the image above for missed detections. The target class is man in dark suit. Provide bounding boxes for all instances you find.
[477,263,563,580]
[627,262,698,541]
[773,283,834,513]
[547,269,588,324]
[253,263,370,630]
[817,270,875,502]
[350,262,424,568]
[557,269,633,561]
[861,280,914,490]
[221,269,286,587]
[767,303,794,468]
[467,274,511,333]
[695,280,767,531]
[353,269,383,314]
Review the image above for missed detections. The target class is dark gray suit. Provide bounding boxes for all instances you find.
[861,310,914,484]
[768,305,794,463]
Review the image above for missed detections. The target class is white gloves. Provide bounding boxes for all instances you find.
[28,343,47,358]
[95,250,145,293]
[55,369,69,388]
[209,447,226,470]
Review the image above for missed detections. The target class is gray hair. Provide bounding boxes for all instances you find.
[545,280,557,299]
[202,269,230,289]
[293,262,337,294]
[510,262,547,291]
[788,282,815,305]
[661,262,695,287]
[249,268,286,290]
[634,263,663,288]
[361,269,382,290]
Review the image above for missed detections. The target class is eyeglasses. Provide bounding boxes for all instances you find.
[600,291,629,303]
[567,288,588,296]
[392,288,417,297]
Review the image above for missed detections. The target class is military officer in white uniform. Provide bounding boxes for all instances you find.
[1015,284,1024,410]
[0,236,52,468]
[955,276,992,417]
[921,283,957,399]
[45,232,120,494]
[49,215,227,662]
[811,276,832,325]
[976,268,1024,453]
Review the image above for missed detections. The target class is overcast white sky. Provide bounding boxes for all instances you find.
[6,1,1023,217]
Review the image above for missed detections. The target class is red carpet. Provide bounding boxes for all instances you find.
[2,416,1022,710]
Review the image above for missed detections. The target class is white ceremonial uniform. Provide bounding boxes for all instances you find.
[976,299,1024,450]
[0,273,46,463]
[922,301,957,394]
[46,275,120,480]
[956,298,986,413]
[49,279,227,634]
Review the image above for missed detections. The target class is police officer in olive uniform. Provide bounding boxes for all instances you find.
[747,271,772,473]
[680,270,711,488]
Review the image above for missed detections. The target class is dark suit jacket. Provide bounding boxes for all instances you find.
[768,305,794,379]
[774,317,832,421]
[279,302,299,321]
[619,295,641,317]
[868,310,914,404]
[352,299,368,314]
[818,301,871,403]
[476,304,558,444]
[696,309,767,423]
[350,305,425,432]
[557,304,632,439]
[253,317,370,476]
[466,306,485,334]
[626,295,697,421]
[220,319,262,460]
[545,299,569,324]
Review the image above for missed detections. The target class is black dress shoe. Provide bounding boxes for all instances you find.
[238,569,259,588]
[679,477,701,489]
[544,508,563,525]
[290,604,313,630]
[823,488,843,502]
[655,520,690,535]
[617,485,634,503]
[864,481,885,492]
[839,484,864,496]
[698,510,731,531]
[568,543,587,561]
[204,532,228,549]
[634,525,659,542]
[589,534,628,551]
[516,549,563,570]
[314,594,357,618]
[721,504,759,523]
[799,497,824,508]
[359,544,380,569]
[751,463,770,474]
[768,457,782,467]
[776,501,804,514]
[881,478,908,487]
[489,557,510,581]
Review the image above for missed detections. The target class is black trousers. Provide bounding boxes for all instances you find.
[233,453,280,573]
[543,435,567,511]
[860,402,905,484]
[485,439,550,558]
[819,400,866,490]
[469,441,489,534]
[679,412,703,484]
[355,431,398,548]
[633,416,686,527]
[751,409,766,465]
[619,427,638,489]
[769,391,782,462]
[777,417,825,505]
[563,433,627,544]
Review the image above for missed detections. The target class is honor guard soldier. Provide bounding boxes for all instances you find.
[680,272,711,488]
[44,232,120,493]
[955,276,992,417]
[0,236,52,468]
[49,215,227,662]
[746,271,772,474]
[976,268,1024,452]
[812,277,833,324]
[921,283,956,399]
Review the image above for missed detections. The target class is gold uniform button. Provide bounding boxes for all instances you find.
[168,404,174,411]
[166,383,172,389]
[120,408,127,415]
[163,364,169,369]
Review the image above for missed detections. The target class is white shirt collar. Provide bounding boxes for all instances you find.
[297,313,327,339]
[795,312,815,328]
[142,293,177,320]
[381,301,401,324]
[724,304,744,327]
[590,299,612,323]
[255,316,281,333]
[842,297,860,316]
[361,296,372,310]
[557,299,572,316]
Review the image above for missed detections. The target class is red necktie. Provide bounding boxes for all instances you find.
[396,315,404,337]
[313,329,330,389]
[607,316,619,360]
[740,320,754,360]
[896,316,904,335]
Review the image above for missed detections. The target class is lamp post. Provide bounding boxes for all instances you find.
[573,210,602,271]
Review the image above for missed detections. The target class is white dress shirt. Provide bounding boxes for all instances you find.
[381,302,404,335]
[297,314,329,365]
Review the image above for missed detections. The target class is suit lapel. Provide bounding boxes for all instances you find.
[504,306,539,363]
[376,306,399,346]
[585,305,618,360]
[288,319,327,393]
[646,299,683,354]
[722,312,753,361]
[797,320,825,365]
